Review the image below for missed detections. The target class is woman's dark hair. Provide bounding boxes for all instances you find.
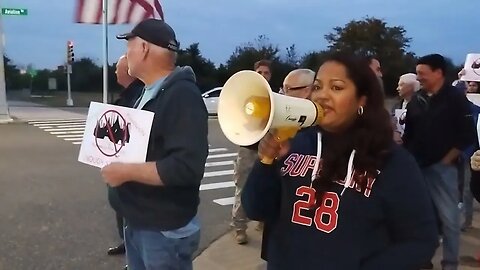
[312,53,393,205]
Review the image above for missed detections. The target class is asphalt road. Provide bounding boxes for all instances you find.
[0,118,238,270]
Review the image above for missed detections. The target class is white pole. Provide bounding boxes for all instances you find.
[102,0,108,104]
[0,12,12,123]
[66,65,73,106]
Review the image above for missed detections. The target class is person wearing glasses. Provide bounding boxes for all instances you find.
[231,59,274,244]
[281,69,315,98]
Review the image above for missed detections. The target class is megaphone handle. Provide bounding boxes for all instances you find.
[260,156,275,165]
[259,127,300,165]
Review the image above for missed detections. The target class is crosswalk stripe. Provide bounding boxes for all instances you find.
[208,148,228,153]
[39,125,85,129]
[54,124,86,128]
[213,197,235,206]
[204,170,234,178]
[50,131,84,135]
[44,127,86,132]
[207,153,237,159]
[57,134,84,138]
[28,119,86,124]
[33,122,86,127]
[63,138,84,141]
[199,181,234,191]
[72,142,82,145]
[205,160,234,167]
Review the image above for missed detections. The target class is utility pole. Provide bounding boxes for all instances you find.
[0,12,12,123]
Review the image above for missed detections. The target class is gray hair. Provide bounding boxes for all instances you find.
[285,68,316,85]
[399,73,420,92]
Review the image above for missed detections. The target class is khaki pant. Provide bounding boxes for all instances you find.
[231,147,258,231]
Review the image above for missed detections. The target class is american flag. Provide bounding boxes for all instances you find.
[75,0,164,24]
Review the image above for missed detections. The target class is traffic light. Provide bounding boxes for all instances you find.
[67,41,74,64]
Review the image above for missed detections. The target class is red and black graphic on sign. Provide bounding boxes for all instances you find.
[94,110,131,157]
[472,57,480,76]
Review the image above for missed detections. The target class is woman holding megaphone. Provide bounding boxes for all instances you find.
[241,53,439,270]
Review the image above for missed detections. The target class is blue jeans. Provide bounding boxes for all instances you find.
[423,163,459,270]
[461,161,474,227]
[124,225,200,270]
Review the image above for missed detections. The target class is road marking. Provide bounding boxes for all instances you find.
[44,127,86,132]
[33,121,85,127]
[213,197,235,206]
[207,153,237,159]
[63,138,84,141]
[57,134,84,138]
[205,160,234,167]
[72,142,82,145]
[50,131,84,135]
[208,148,228,153]
[199,181,234,191]
[203,170,234,178]
[38,124,85,129]
[28,119,86,124]
[53,124,86,128]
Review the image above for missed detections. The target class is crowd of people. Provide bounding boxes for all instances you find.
[98,17,479,270]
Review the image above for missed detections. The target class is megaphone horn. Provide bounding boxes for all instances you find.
[218,70,324,164]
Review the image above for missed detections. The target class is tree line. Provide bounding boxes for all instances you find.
[4,17,463,97]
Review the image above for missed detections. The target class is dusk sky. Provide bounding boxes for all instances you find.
[2,0,479,70]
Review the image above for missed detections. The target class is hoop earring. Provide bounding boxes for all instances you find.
[357,106,364,116]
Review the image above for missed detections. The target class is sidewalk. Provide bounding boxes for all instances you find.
[194,222,266,270]
[194,210,480,270]
[6,101,87,121]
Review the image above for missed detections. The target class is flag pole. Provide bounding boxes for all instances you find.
[102,0,108,104]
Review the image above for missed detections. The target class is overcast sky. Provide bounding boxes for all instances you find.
[2,0,479,70]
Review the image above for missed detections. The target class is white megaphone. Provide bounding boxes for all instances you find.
[218,70,324,164]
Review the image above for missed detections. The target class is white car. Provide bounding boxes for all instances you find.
[202,87,222,115]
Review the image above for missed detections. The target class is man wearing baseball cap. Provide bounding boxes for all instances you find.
[101,18,208,270]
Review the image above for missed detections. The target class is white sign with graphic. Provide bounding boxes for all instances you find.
[78,102,154,168]
[467,93,480,107]
[461,53,480,82]
[394,109,407,136]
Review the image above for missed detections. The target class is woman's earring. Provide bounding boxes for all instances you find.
[357,106,364,116]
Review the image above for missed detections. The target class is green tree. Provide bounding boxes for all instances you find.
[3,55,26,90]
[300,50,332,71]
[177,43,218,91]
[285,44,300,67]
[324,17,416,96]
[225,35,284,88]
[71,57,102,92]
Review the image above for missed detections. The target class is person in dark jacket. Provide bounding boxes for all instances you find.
[403,54,476,270]
[242,53,438,270]
[101,19,208,270]
[106,55,144,258]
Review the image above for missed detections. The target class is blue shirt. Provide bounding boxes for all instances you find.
[134,77,165,109]
[135,76,200,238]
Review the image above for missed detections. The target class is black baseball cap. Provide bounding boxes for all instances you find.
[116,19,179,52]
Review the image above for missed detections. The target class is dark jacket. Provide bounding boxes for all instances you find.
[113,79,144,108]
[108,66,209,230]
[242,127,438,270]
[403,83,476,167]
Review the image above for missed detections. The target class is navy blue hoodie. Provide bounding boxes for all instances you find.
[242,127,438,270]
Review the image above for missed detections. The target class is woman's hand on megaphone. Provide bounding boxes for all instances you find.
[258,130,291,164]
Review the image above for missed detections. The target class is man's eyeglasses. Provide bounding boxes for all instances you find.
[281,85,311,92]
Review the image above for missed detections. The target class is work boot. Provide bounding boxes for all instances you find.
[255,221,264,231]
[234,230,248,245]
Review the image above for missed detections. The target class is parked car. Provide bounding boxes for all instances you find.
[202,87,222,115]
